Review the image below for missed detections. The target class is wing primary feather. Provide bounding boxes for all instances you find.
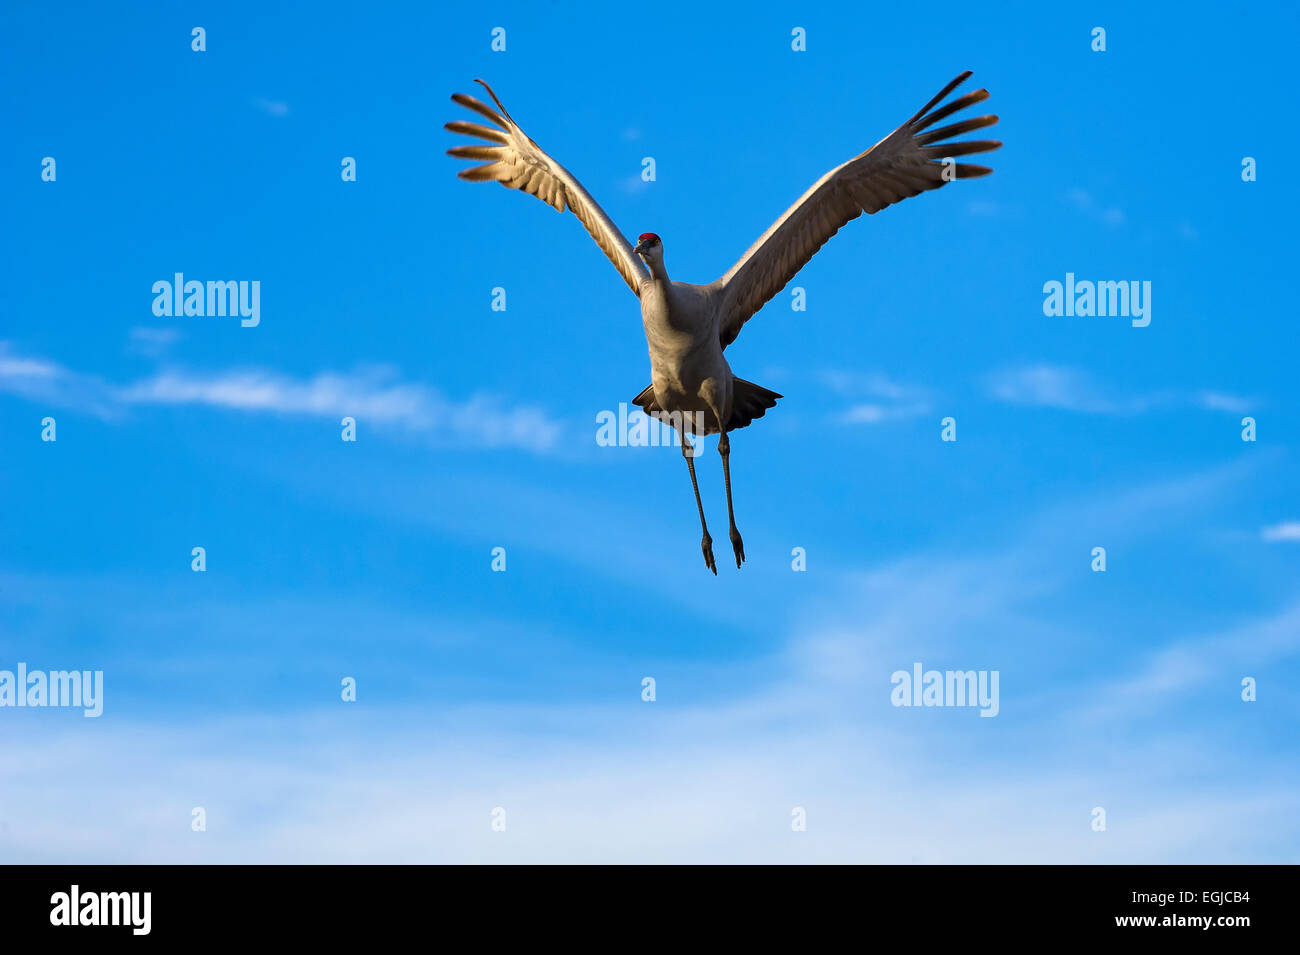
[457,163,503,181]
[447,145,504,160]
[906,70,973,124]
[444,120,509,144]
[450,93,509,129]
[910,89,989,133]
[474,79,519,126]
[920,140,1002,158]
[915,115,999,145]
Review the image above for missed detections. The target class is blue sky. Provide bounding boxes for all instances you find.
[1,0,1298,862]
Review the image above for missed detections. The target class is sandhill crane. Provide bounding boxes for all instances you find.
[447,72,1000,573]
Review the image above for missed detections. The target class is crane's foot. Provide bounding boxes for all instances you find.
[729,525,746,569]
[701,534,717,575]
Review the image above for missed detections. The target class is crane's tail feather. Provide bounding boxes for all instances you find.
[631,380,782,435]
[631,384,658,416]
[728,378,782,431]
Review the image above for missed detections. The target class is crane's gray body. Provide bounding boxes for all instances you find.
[633,270,778,435]
[639,278,721,417]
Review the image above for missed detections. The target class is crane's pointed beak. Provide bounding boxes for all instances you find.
[633,241,647,255]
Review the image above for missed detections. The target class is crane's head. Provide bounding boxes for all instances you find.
[633,232,662,264]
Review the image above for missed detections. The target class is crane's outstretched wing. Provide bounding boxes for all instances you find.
[446,80,649,297]
[714,71,1001,347]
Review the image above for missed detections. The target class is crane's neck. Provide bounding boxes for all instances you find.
[645,256,670,284]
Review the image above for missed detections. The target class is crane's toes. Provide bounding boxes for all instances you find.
[729,527,746,569]
[701,535,717,575]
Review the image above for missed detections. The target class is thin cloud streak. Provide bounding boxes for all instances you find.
[1078,601,1300,722]
[1262,521,1300,542]
[1065,186,1124,227]
[252,97,289,117]
[0,342,560,454]
[986,364,1253,416]
[823,370,933,425]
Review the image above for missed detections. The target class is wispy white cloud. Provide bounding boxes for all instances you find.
[986,364,1133,413]
[0,342,560,454]
[823,370,932,425]
[1,467,1294,862]
[617,173,652,195]
[0,352,59,378]
[1080,601,1300,722]
[4,473,1296,863]
[1262,521,1300,542]
[0,342,123,419]
[3,703,1294,864]
[119,367,560,452]
[1066,188,1203,241]
[987,364,1253,416]
[126,326,181,358]
[1197,390,1253,413]
[841,402,930,424]
[253,97,289,117]
[1065,187,1124,226]
[120,367,428,422]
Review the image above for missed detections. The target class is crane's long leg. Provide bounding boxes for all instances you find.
[718,429,745,568]
[701,391,745,570]
[680,431,716,575]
